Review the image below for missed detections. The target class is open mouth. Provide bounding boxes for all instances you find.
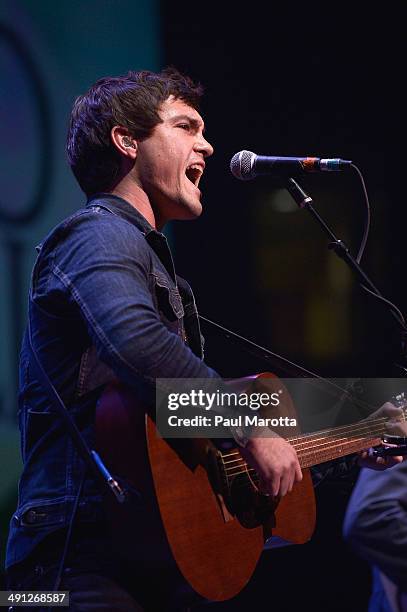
[185,164,204,187]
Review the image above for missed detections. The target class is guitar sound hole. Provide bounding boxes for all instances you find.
[230,475,275,528]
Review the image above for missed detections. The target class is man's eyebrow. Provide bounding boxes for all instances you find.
[170,114,206,133]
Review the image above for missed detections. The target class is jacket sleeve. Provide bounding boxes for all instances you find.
[42,211,219,389]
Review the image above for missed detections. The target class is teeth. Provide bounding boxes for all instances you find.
[185,164,203,187]
[186,164,203,174]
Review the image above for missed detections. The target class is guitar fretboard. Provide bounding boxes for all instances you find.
[221,411,404,480]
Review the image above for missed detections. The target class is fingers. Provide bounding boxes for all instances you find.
[367,401,403,421]
[385,401,403,414]
[279,469,295,496]
[263,445,301,496]
[269,448,299,496]
[383,455,403,466]
[379,401,403,418]
[295,461,303,483]
[259,475,281,497]
[369,399,407,436]
[385,419,407,436]
[358,446,405,470]
[282,450,302,494]
[374,455,403,469]
[241,437,303,498]
[260,471,290,497]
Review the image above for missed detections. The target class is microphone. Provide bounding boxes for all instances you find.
[230,150,352,180]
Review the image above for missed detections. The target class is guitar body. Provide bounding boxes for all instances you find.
[96,374,316,601]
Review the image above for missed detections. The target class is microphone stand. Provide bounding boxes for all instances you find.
[286,177,407,372]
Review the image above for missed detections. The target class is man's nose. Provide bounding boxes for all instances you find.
[195,134,214,158]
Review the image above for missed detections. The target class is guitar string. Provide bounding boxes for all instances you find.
[226,436,383,486]
[223,429,384,474]
[217,408,406,483]
[221,420,388,468]
[228,438,385,492]
[221,413,392,454]
[287,408,406,444]
[222,421,387,467]
[222,425,385,477]
[224,436,382,479]
[220,411,400,463]
[223,434,383,477]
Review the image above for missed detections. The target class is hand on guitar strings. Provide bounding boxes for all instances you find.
[239,436,303,497]
[357,445,404,470]
[358,400,407,470]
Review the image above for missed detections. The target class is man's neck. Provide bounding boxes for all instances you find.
[110,180,158,229]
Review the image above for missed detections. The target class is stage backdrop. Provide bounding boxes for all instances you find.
[0,0,160,571]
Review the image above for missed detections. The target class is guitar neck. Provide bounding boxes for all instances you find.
[223,388,406,479]
[287,418,385,469]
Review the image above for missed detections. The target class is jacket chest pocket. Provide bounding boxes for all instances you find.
[152,274,184,332]
[23,409,56,461]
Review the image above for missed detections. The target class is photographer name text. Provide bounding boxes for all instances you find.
[167,415,297,428]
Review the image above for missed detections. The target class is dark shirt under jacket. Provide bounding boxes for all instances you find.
[6,194,219,571]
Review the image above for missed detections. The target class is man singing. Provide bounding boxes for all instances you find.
[5,68,301,610]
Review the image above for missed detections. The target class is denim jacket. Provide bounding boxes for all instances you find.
[6,194,219,569]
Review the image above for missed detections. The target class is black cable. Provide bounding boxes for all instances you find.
[360,283,406,327]
[287,177,407,334]
[351,163,371,264]
[350,164,406,327]
[28,303,128,505]
[52,471,86,594]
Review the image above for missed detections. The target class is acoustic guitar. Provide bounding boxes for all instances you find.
[95,373,400,602]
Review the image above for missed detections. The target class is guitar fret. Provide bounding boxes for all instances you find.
[222,414,399,479]
[297,436,382,468]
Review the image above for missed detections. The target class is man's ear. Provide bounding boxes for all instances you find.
[111,126,137,158]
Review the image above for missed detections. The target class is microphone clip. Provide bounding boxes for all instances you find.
[285,177,313,209]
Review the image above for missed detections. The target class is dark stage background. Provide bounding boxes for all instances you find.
[164,3,406,378]
[163,4,405,611]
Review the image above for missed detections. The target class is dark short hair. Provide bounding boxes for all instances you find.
[66,67,204,196]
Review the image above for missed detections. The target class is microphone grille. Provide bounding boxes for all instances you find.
[230,150,256,180]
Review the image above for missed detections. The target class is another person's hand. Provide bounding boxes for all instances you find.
[372,400,407,429]
[358,444,404,470]
[358,400,407,469]
[239,436,302,497]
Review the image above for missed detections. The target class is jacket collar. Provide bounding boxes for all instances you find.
[86,193,158,237]
[86,193,176,281]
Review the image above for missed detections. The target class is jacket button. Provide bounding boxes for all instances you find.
[25,510,37,524]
